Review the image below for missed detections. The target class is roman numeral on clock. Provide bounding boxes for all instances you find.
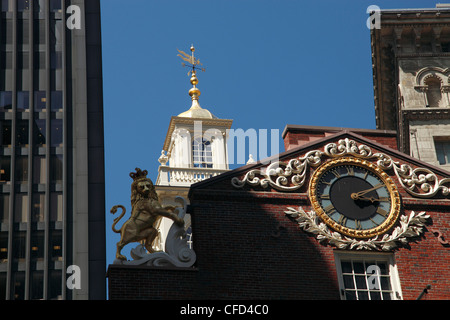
[376,207,388,217]
[324,204,336,215]
[338,215,347,226]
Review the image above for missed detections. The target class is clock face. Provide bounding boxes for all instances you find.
[309,157,400,238]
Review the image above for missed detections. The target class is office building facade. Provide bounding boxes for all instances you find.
[0,0,105,300]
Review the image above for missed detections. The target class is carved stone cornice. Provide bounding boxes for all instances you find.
[402,108,450,121]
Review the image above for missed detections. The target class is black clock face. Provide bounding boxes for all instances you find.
[309,158,400,238]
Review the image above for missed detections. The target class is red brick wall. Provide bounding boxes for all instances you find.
[283,127,398,151]
[108,188,450,300]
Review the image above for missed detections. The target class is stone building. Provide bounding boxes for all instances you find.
[371,4,450,170]
[0,0,105,300]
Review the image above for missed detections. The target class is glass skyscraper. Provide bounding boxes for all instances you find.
[0,0,105,300]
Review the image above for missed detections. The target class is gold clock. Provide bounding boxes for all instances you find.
[309,157,401,238]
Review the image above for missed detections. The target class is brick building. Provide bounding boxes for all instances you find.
[107,5,450,300]
[108,126,450,300]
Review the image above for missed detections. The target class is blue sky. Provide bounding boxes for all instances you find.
[100,0,437,266]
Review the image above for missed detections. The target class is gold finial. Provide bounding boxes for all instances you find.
[177,45,206,102]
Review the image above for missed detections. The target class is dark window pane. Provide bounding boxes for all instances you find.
[0,195,9,223]
[0,120,12,146]
[355,275,367,289]
[0,91,12,111]
[353,262,365,274]
[33,119,46,146]
[50,0,61,12]
[435,140,450,165]
[345,290,357,300]
[343,275,354,289]
[18,0,31,11]
[51,51,62,69]
[382,292,392,300]
[0,156,10,182]
[15,156,28,182]
[358,291,369,300]
[380,276,391,290]
[49,270,61,300]
[32,193,45,222]
[369,291,382,300]
[0,273,5,300]
[16,120,29,147]
[30,271,44,300]
[31,231,44,261]
[50,230,62,260]
[13,232,26,261]
[17,91,30,111]
[34,91,46,111]
[50,155,62,183]
[51,119,62,147]
[1,0,8,12]
[12,272,25,300]
[51,91,62,111]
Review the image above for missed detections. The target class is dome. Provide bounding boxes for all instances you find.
[177,100,218,119]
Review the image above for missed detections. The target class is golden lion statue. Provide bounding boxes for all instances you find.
[111,168,184,261]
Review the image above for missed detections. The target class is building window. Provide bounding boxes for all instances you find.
[50,192,62,222]
[18,0,31,11]
[51,91,63,111]
[193,138,213,168]
[15,156,28,183]
[1,0,9,12]
[12,272,25,300]
[16,120,29,147]
[34,91,46,111]
[425,77,442,108]
[0,120,11,146]
[30,271,44,300]
[32,193,45,222]
[0,91,12,111]
[0,156,11,182]
[31,231,44,262]
[435,139,450,165]
[32,156,46,184]
[12,232,26,263]
[14,194,28,223]
[51,119,63,147]
[33,119,46,146]
[17,91,30,111]
[33,0,45,13]
[0,194,9,224]
[50,155,63,183]
[49,0,62,12]
[335,252,402,300]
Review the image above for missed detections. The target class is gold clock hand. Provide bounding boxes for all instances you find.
[354,196,379,203]
[351,183,384,199]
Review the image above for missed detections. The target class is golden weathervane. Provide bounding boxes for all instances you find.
[177,45,205,76]
[177,45,205,102]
